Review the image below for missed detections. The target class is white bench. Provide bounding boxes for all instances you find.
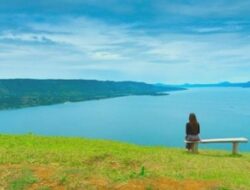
[185,137,248,154]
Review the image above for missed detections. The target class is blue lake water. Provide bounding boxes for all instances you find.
[0,87,249,151]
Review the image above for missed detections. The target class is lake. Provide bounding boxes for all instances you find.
[0,87,249,151]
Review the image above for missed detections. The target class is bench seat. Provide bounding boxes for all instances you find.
[185,137,248,154]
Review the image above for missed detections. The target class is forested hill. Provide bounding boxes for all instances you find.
[0,79,184,110]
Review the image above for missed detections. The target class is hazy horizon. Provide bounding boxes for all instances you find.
[0,78,249,86]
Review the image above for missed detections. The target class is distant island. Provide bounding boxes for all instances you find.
[0,79,184,110]
[177,81,250,88]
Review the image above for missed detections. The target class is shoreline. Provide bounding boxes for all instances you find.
[0,92,171,111]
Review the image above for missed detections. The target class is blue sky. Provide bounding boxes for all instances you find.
[0,0,250,83]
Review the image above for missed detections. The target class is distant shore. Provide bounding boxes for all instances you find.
[0,92,170,111]
[0,79,184,110]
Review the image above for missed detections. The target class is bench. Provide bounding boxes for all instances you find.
[185,137,248,154]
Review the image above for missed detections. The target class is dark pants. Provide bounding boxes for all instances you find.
[186,143,192,149]
[186,135,200,150]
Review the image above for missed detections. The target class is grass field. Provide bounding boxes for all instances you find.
[0,134,249,190]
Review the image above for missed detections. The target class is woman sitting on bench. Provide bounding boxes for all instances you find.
[186,113,200,152]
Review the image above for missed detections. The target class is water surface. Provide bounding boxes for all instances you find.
[0,87,249,151]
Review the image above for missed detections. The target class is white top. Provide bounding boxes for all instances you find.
[185,137,248,143]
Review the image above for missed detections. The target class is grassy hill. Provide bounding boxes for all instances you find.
[0,134,249,189]
[0,79,183,110]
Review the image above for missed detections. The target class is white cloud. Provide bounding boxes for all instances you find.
[0,16,250,83]
[156,0,250,18]
[90,51,124,61]
[192,27,224,33]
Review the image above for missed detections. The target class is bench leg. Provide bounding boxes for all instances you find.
[192,143,199,153]
[232,142,239,155]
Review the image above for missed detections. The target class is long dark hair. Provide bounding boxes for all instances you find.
[189,113,198,127]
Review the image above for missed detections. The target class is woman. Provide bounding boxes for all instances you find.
[186,113,200,151]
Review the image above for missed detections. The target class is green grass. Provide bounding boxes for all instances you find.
[37,187,51,190]
[8,168,38,190]
[0,134,249,189]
